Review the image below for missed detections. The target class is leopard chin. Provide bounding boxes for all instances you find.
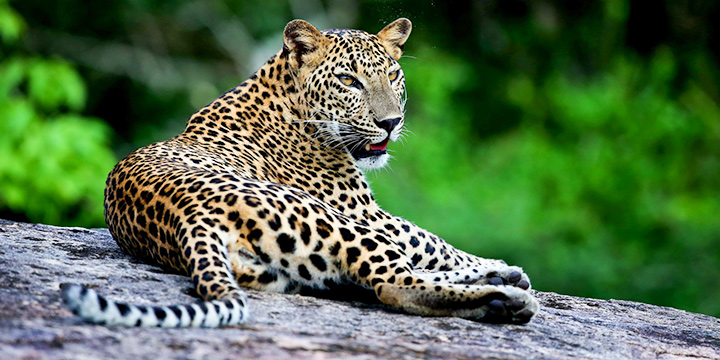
[356,152,390,169]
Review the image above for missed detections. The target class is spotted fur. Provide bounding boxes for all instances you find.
[62,18,539,327]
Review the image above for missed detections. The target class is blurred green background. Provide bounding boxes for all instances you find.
[2,0,719,317]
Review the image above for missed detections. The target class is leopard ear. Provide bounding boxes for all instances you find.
[377,18,412,60]
[283,19,327,69]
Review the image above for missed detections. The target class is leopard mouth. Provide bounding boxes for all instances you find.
[351,137,390,160]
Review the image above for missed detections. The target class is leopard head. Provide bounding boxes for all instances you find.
[283,18,412,169]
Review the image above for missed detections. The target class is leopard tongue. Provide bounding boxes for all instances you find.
[367,138,390,151]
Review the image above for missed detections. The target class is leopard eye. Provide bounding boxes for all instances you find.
[388,70,400,82]
[338,75,362,89]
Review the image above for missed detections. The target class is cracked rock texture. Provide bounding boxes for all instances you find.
[1,219,719,360]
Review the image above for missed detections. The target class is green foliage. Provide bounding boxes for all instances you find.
[0,3,116,226]
[0,0,24,45]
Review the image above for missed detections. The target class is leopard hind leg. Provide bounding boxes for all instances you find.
[229,246,301,293]
[61,225,249,327]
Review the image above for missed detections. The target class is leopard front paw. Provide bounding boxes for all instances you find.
[486,266,531,290]
[415,265,532,290]
[480,287,539,324]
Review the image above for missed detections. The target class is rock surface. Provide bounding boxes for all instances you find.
[1,219,719,360]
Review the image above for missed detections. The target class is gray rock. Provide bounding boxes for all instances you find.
[1,219,718,360]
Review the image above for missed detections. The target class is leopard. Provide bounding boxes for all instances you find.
[61,18,539,327]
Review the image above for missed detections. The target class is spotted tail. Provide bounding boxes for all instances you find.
[60,283,248,327]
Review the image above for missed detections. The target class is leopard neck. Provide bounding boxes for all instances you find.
[178,49,378,214]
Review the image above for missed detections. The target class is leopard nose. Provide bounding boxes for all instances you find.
[375,117,402,134]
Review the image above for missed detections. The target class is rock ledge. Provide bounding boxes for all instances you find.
[1,219,719,359]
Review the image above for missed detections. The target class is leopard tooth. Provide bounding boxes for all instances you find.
[365,144,371,151]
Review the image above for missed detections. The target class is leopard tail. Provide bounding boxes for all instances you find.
[60,283,248,327]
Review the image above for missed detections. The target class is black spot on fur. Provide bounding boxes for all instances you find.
[309,254,327,271]
[154,307,167,321]
[98,296,108,311]
[346,247,361,265]
[425,242,436,255]
[277,233,296,253]
[171,306,183,320]
[358,262,371,278]
[248,229,263,242]
[409,236,420,247]
[300,223,312,245]
[339,227,355,242]
[268,214,282,231]
[117,302,131,316]
[385,250,401,261]
[411,254,422,266]
[258,271,277,284]
[361,238,378,251]
[298,264,312,280]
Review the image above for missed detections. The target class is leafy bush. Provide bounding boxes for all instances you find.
[0,2,116,226]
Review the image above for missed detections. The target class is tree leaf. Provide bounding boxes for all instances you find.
[27,58,87,111]
[0,4,26,44]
